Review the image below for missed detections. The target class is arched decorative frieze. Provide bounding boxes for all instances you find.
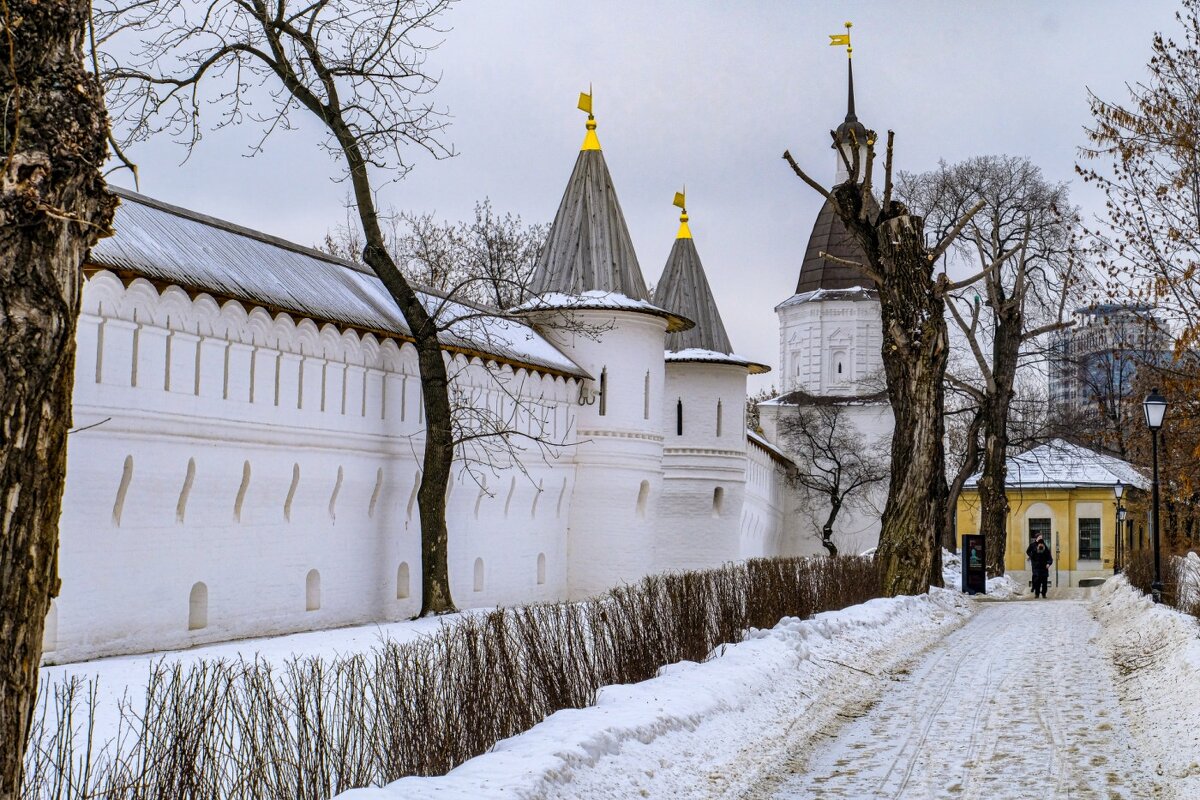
[379,338,405,373]
[122,279,162,325]
[294,318,322,357]
[190,294,222,335]
[269,313,300,354]
[339,328,365,365]
[214,299,251,343]
[156,286,195,332]
[360,333,382,368]
[245,307,278,348]
[318,322,346,361]
[83,270,125,317]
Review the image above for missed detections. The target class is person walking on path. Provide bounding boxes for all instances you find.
[1026,533,1053,598]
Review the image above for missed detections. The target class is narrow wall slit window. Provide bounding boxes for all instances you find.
[676,399,683,435]
[716,399,723,437]
[643,371,650,419]
[598,367,608,416]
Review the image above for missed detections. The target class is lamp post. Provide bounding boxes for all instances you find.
[1143,388,1168,603]
[1113,480,1124,575]
[1113,510,1123,573]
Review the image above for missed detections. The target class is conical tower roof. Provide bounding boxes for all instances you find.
[655,207,770,373]
[529,115,650,300]
[654,216,733,353]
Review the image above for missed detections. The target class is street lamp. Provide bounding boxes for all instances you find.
[1113,480,1124,575]
[1143,388,1168,603]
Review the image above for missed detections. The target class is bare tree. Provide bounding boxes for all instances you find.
[900,156,1080,575]
[98,0,468,615]
[783,128,983,595]
[778,393,889,557]
[323,198,548,309]
[0,0,117,788]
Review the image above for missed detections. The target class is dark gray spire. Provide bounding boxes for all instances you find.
[529,128,650,300]
[834,57,867,145]
[653,231,733,354]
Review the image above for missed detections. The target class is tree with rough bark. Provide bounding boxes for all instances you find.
[0,0,117,788]
[783,129,984,595]
[1077,0,1200,552]
[778,392,889,557]
[900,156,1081,575]
[97,0,464,615]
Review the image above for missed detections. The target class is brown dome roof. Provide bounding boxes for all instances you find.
[796,197,875,294]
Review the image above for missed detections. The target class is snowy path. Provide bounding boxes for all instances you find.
[754,598,1166,800]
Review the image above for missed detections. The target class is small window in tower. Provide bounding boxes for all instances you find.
[643,371,650,420]
[676,398,683,435]
[838,362,843,375]
[599,367,608,416]
[716,399,723,437]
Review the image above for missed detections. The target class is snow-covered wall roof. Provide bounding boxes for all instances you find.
[91,188,587,379]
[964,439,1148,491]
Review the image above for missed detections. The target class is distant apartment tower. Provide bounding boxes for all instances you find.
[1049,303,1168,418]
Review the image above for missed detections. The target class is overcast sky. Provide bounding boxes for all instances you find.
[109,0,1182,391]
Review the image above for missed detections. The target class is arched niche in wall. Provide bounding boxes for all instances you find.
[536,553,546,585]
[188,582,208,631]
[396,562,410,599]
[712,486,724,518]
[305,569,321,611]
[473,558,485,592]
[636,480,650,518]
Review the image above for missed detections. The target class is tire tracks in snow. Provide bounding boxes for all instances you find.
[749,599,1167,800]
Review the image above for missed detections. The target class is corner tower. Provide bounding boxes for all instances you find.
[518,95,692,598]
[652,197,770,569]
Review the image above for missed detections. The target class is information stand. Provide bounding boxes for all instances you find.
[961,534,986,595]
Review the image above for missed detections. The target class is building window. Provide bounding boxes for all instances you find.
[643,370,650,419]
[636,480,650,518]
[712,487,724,518]
[676,399,683,435]
[1028,517,1051,545]
[598,367,607,416]
[1078,518,1101,560]
[716,399,723,437]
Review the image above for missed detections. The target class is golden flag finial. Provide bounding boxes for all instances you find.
[579,86,600,151]
[673,190,691,239]
[829,21,852,58]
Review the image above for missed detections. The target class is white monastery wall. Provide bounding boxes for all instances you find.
[51,272,577,662]
[739,435,789,559]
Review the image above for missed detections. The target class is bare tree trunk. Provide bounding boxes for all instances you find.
[862,207,950,595]
[944,410,984,554]
[977,310,1021,577]
[0,0,116,789]
[821,495,841,557]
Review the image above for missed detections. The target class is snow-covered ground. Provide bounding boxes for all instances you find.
[941,548,1024,599]
[337,590,974,799]
[36,562,1199,800]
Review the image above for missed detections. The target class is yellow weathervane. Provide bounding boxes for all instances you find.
[829,21,852,58]
[578,86,600,150]
[673,190,691,239]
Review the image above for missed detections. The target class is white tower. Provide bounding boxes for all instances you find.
[651,200,770,570]
[520,105,692,598]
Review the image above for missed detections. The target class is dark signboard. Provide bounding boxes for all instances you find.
[961,534,986,595]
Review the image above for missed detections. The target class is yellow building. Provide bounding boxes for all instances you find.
[956,440,1148,587]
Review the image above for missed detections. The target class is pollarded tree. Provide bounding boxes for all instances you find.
[97,0,464,616]
[0,0,117,789]
[901,156,1081,575]
[783,128,984,595]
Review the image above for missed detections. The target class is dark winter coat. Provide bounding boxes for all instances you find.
[1026,540,1053,572]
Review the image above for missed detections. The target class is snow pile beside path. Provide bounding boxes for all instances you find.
[940,549,1025,598]
[337,590,973,800]
[1093,577,1200,795]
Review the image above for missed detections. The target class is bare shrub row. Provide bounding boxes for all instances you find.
[22,555,879,799]
[1123,548,1200,618]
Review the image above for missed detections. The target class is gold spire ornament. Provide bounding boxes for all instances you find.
[828,21,852,57]
[579,87,600,151]
[673,190,691,239]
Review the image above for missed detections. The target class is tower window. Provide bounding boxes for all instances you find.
[676,399,683,435]
[716,399,723,437]
[599,367,608,416]
[643,370,650,420]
